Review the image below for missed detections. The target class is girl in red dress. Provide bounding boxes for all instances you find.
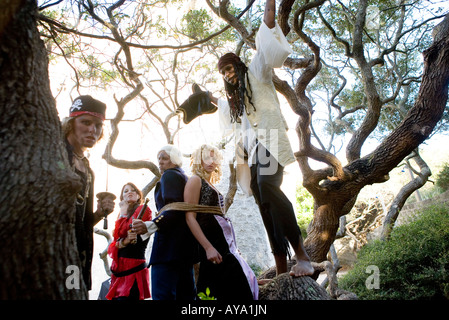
[106,182,152,300]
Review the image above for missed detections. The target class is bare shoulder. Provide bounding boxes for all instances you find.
[185,175,202,189]
[184,175,202,203]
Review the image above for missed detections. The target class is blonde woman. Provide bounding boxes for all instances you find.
[184,144,258,300]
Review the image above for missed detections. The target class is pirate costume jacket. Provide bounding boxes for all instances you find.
[66,139,95,290]
[66,95,107,290]
[218,21,295,169]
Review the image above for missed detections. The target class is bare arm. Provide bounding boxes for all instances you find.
[264,0,276,28]
[184,176,223,264]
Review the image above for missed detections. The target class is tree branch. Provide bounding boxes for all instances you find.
[346,0,383,162]
[380,149,431,240]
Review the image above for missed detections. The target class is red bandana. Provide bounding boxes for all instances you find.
[217,52,242,71]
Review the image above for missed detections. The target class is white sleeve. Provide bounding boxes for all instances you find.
[256,21,292,68]
[250,21,293,82]
[139,221,158,241]
[217,98,234,137]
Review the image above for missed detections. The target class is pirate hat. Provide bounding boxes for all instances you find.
[176,84,217,124]
[70,95,106,120]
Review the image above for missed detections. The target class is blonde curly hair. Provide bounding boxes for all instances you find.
[190,144,223,184]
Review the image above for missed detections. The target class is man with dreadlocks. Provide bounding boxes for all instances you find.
[209,0,314,279]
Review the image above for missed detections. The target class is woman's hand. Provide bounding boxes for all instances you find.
[205,247,222,265]
[122,230,137,246]
[118,200,129,216]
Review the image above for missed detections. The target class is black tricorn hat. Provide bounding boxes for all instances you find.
[176,84,217,124]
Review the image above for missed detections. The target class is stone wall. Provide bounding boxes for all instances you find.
[333,189,449,269]
[396,189,449,226]
[215,162,275,271]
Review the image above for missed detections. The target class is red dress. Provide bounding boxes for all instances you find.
[106,205,152,300]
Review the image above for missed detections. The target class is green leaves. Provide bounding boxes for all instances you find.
[181,9,214,41]
[197,287,216,300]
[340,203,449,299]
[295,185,314,238]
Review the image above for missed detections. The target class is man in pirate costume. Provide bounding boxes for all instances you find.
[62,95,114,290]
[208,0,314,278]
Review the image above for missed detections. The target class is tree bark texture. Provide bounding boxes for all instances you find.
[209,0,449,273]
[258,273,330,300]
[304,19,449,263]
[0,0,86,299]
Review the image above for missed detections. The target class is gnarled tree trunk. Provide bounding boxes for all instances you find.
[0,0,85,299]
[303,15,449,263]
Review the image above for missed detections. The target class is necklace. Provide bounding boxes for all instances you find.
[72,151,87,175]
[73,151,85,160]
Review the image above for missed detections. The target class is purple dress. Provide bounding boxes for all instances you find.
[195,179,258,300]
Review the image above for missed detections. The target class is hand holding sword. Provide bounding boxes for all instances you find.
[129,198,150,244]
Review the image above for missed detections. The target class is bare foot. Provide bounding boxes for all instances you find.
[289,259,314,277]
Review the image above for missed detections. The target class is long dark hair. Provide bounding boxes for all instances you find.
[223,60,256,123]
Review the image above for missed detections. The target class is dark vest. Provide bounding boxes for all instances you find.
[65,139,95,290]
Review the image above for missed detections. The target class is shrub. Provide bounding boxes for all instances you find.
[339,203,449,300]
[436,162,449,191]
[295,185,314,238]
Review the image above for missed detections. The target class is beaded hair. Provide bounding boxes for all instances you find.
[218,53,256,123]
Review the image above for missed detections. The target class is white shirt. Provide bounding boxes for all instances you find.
[218,21,293,167]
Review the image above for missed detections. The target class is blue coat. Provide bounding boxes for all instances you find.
[149,167,197,265]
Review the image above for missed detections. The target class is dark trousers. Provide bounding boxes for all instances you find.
[250,145,302,256]
[151,262,196,300]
